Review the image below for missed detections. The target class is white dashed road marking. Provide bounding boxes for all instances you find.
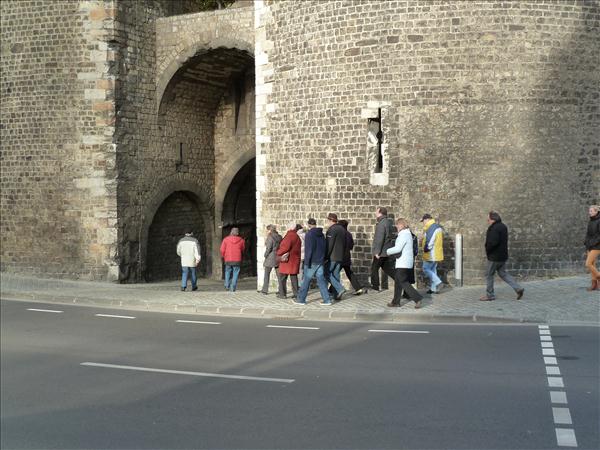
[555,428,578,447]
[80,362,295,384]
[27,308,63,313]
[552,407,573,425]
[539,325,578,447]
[368,330,430,334]
[266,325,320,330]
[95,314,136,319]
[176,320,221,325]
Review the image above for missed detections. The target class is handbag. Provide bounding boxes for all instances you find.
[276,252,289,263]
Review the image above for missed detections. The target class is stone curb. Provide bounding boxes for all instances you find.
[0,289,553,325]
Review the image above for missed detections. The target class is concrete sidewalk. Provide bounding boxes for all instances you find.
[1,272,598,325]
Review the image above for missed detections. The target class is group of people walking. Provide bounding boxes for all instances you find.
[176,204,600,301]
[258,208,449,308]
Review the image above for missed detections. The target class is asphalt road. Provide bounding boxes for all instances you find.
[1,299,598,450]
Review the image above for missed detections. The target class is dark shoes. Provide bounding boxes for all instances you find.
[335,289,347,301]
[587,280,599,291]
[181,287,186,292]
[414,300,423,309]
[192,286,198,291]
[276,294,287,299]
[354,288,367,295]
[426,289,438,295]
[479,295,495,301]
[516,288,524,300]
[387,302,400,307]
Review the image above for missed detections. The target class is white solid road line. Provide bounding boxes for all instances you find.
[176,320,221,325]
[80,362,295,384]
[368,329,430,334]
[27,308,63,313]
[266,325,320,330]
[94,314,136,319]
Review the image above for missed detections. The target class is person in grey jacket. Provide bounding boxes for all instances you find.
[370,207,397,291]
[259,224,282,295]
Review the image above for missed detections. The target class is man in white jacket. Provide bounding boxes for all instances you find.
[381,218,423,309]
[176,231,201,291]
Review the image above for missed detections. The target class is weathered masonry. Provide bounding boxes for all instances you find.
[1,0,598,285]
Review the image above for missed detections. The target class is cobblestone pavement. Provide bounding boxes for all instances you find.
[1,273,598,325]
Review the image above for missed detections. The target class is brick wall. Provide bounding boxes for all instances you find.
[257,0,600,285]
[1,0,119,280]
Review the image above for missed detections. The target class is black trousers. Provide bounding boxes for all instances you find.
[370,256,395,290]
[392,268,422,305]
[342,265,363,291]
[278,273,298,297]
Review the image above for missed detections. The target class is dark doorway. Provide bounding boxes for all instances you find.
[146,191,206,281]
[221,159,256,277]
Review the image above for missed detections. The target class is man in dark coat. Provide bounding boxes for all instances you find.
[325,212,347,300]
[370,207,397,291]
[339,219,366,295]
[295,218,332,305]
[480,211,525,301]
[584,204,600,291]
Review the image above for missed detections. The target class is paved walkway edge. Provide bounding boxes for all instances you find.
[0,290,558,325]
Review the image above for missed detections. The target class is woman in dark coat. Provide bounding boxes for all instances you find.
[276,222,302,299]
[584,205,600,291]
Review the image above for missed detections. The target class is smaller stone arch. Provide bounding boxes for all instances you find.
[156,38,254,112]
[140,179,214,281]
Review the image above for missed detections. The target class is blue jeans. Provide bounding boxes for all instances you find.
[297,264,331,303]
[182,266,197,289]
[326,261,345,296]
[224,265,241,292]
[423,261,442,292]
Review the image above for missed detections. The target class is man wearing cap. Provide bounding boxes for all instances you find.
[325,212,347,301]
[421,213,444,294]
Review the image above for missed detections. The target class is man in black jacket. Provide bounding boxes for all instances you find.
[370,207,397,291]
[325,213,347,300]
[480,211,524,301]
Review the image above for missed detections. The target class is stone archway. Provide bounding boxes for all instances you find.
[220,158,256,278]
[146,191,207,281]
[138,180,213,282]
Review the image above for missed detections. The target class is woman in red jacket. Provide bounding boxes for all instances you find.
[220,227,245,292]
[276,222,302,299]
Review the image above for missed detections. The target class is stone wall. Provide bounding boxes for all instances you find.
[1,0,119,280]
[257,0,600,285]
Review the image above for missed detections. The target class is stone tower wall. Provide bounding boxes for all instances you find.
[1,0,119,280]
[256,0,600,284]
